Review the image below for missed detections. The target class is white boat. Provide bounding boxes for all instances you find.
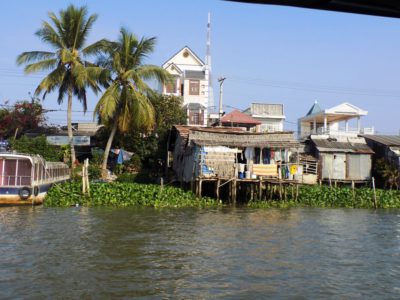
[0,152,70,205]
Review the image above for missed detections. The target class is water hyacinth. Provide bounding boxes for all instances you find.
[45,182,219,208]
[248,185,400,209]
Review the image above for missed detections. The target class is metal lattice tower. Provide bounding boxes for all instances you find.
[205,12,214,113]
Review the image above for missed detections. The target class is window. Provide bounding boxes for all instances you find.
[189,80,200,95]
[165,78,177,93]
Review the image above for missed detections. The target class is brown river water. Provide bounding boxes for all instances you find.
[1,206,400,299]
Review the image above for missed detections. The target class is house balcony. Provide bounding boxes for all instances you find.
[309,127,375,137]
[301,127,374,139]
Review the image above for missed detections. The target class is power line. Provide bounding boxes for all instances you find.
[226,75,400,98]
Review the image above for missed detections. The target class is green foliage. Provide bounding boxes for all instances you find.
[116,173,137,183]
[150,94,186,134]
[88,164,102,180]
[10,135,62,161]
[44,182,219,208]
[0,100,44,139]
[248,185,400,209]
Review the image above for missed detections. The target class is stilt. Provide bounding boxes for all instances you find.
[232,179,237,204]
[228,181,232,204]
[259,180,262,201]
[250,183,254,201]
[284,184,287,201]
[296,184,299,201]
[216,177,220,200]
[372,177,377,209]
[198,179,203,199]
[279,181,282,200]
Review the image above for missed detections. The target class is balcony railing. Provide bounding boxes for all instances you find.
[302,127,375,137]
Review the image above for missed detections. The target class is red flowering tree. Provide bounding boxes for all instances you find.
[0,100,44,139]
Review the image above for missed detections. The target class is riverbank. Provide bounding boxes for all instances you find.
[44,182,400,209]
[44,182,219,208]
[248,185,400,209]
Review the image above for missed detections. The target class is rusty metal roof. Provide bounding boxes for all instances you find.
[312,138,374,154]
[363,135,400,147]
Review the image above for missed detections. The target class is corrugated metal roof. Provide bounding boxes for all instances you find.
[312,138,374,154]
[363,135,400,147]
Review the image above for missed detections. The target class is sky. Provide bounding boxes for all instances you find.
[1,0,400,134]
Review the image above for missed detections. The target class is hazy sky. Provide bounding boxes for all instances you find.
[1,0,400,134]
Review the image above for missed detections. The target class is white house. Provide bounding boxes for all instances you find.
[298,101,374,140]
[298,101,375,182]
[162,46,210,126]
[243,103,285,132]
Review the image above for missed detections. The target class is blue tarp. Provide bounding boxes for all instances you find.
[111,149,133,164]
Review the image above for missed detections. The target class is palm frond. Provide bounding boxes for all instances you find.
[136,65,171,84]
[36,21,65,48]
[94,82,120,121]
[16,51,56,66]
[24,59,59,74]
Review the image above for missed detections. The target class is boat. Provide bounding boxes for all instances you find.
[0,152,70,205]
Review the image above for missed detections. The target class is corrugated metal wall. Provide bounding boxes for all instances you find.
[347,154,371,180]
[321,153,346,180]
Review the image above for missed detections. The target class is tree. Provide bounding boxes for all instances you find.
[150,94,186,135]
[94,28,170,177]
[0,100,44,139]
[17,5,105,168]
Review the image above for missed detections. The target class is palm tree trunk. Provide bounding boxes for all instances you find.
[67,88,76,169]
[102,121,118,178]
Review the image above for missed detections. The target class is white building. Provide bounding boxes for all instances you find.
[298,101,375,182]
[298,101,374,140]
[162,46,210,126]
[243,103,285,132]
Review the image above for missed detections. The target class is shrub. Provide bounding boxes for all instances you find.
[10,135,63,161]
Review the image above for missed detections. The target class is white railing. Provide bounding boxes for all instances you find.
[302,127,375,138]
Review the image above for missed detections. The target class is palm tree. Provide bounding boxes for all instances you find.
[17,5,105,168]
[94,28,170,177]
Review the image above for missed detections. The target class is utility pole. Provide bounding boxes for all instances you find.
[218,77,226,125]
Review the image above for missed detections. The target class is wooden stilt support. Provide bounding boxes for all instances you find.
[284,184,287,201]
[216,177,220,200]
[198,179,203,199]
[259,179,262,201]
[232,179,237,204]
[372,177,377,209]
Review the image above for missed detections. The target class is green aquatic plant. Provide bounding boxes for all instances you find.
[248,185,400,209]
[45,182,219,208]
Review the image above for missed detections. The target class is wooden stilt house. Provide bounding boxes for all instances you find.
[167,126,301,184]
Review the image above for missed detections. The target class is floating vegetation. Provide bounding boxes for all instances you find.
[248,185,400,209]
[45,182,219,208]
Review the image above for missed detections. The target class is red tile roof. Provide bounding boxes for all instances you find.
[220,110,261,125]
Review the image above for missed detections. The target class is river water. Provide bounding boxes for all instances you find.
[1,206,400,299]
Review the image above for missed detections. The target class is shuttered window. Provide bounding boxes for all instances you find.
[189,80,200,95]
